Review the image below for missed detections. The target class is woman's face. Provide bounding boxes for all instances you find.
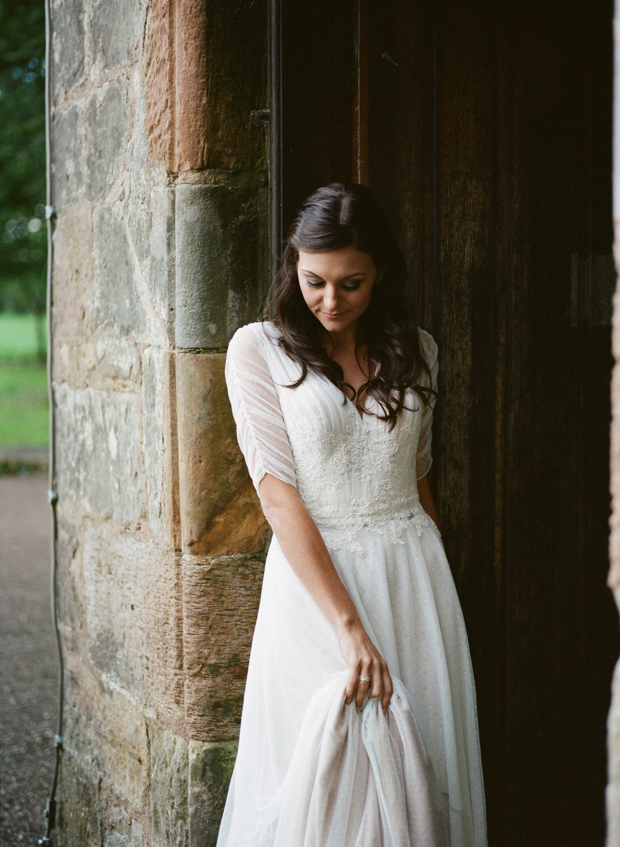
[297,246,379,338]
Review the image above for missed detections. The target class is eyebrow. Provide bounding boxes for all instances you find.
[300,270,366,280]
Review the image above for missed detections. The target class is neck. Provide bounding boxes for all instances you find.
[319,321,361,356]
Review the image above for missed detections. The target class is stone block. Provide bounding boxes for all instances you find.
[183,553,265,740]
[81,521,147,694]
[143,347,166,540]
[63,652,149,809]
[55,505,83,643]
[149,187,176,343]
[139,543,185,726]
[93,205,146,337]
[51,0,86,100]
[143,0,173,167]
[142,347,182,548]
[56,502,185,724]
[86,81,131,201]
[52,103,84,211]
[174,181,268,349]
[150,721,189,847]
[54,383,143,526]
[100,785,145,847]
[188,740,237,847]
[174,0,268,172]
[58,752,101,847]
[176,351,269,555]
[91,0,141,73]
[52,204,94,340]
[53,81,130,208]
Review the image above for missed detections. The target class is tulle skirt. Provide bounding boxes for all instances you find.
[216,521,488,847]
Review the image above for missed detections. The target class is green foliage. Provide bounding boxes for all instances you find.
[0,313,48,446]
[0,359,49,445]
[0,311,46,358]
[0,0,47,316]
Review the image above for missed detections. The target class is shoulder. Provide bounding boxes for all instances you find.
[417,328,438,367]
[227,321,281,357]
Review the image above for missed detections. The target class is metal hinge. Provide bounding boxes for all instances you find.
[250,109,270,128]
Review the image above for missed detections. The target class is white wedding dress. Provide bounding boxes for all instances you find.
[216,321,487,847]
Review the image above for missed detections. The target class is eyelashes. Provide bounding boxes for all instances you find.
[304,279,362,292]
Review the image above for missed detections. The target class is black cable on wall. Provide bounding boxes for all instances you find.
[38,0,62,841]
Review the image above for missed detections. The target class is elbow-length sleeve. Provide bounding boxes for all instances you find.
[225,324,297,492]
[415,330,439,480]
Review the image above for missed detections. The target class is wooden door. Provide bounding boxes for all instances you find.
[272,1,618,842]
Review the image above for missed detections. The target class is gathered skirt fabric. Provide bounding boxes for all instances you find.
[216,520,487,847]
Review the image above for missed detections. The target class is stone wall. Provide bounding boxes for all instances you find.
[51,1,269,843]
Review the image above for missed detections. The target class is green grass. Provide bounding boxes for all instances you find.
[0,311,46,358]
[0,313,48,446]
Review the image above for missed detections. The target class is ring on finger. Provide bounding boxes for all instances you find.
[358,675,371,682]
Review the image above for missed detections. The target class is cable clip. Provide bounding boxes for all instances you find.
[54,734,64,749]
[45,205,57,220]
[48,490,58,505]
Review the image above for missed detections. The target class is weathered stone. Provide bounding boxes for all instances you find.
[183,553,265,740]
[144,0,174,168]
[81,521,147,694]
[53,82,130,208]
[142,549,186,725]
[188,740,237,847]
[52,0,271,835]
[176,351,268,555]
[54,383,143,525]
[52,333,142,392]
[55,497,185,725]
[149,187,176,343]
[101,789,145,847]
[90,0,141,73]
[58,752,101,847]
[143,347,166,540]
[86,81,131,201]
[174,181,268,349]
[93,204,146,337]
[52,103,85,210]
[174,0,268,172]
[51,203,94,340]
[62,651,149,809]
[150,721,189,847]
[51,0,87,100]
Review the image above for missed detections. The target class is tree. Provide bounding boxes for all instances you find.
[0,0,47,357]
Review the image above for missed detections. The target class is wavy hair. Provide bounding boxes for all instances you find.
[269,183,434,429]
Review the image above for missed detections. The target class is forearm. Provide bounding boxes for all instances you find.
[259,474,361,636]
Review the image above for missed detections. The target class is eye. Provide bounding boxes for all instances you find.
[304,277,324,288]
[342,282,361,291]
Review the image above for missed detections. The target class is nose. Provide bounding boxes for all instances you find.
[323,284,339,311]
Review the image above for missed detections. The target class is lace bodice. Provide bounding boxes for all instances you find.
[225,322,439,554]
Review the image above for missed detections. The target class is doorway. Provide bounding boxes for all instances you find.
[270,1,618,843]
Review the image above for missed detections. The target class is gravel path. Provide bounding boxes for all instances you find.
[0,472,59,846]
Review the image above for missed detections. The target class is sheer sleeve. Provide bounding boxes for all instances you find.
[225,324,297,492]
[415,330,439,480]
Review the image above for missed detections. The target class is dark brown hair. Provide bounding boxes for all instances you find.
[269,183,434,429]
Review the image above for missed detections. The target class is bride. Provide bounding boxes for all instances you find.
[217,183,488,846]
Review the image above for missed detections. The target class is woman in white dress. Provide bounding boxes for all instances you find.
[217,184,487,847]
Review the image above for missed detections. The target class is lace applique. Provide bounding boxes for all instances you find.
[289,418,344,507]
[325,421,400,477]
[288,411,430,555]
[315,500,431,557]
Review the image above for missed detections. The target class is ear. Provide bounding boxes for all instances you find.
[375,264,389,283]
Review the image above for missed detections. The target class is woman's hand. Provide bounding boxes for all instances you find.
[338,620,394,711]
[259,474,394,712]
